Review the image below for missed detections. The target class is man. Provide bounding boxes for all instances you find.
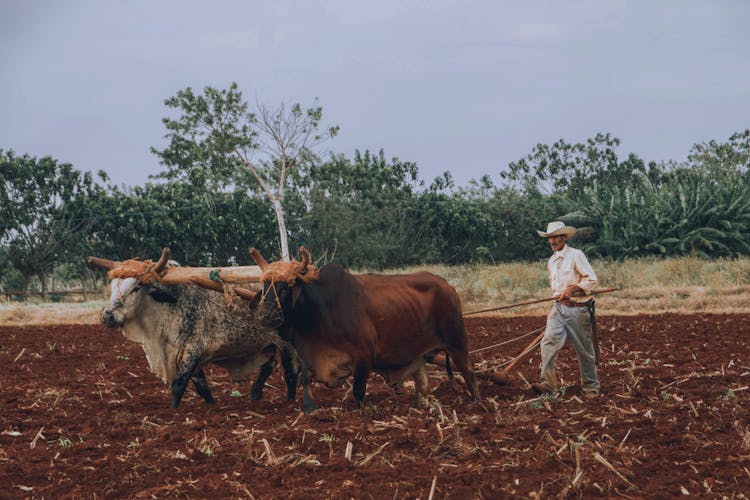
[532,221,600,398]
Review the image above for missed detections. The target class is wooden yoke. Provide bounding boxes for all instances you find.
[158,266,263,285]
[189,276,260,302]
[88,248,263,285]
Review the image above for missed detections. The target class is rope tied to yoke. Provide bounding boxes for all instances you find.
[215,276,243,313]
[107,259,165,285]
[107,259,167,304]
[256,259,320,309]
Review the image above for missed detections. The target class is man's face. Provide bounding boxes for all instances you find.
[547,234,567,252]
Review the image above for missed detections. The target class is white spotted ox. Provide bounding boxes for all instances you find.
[89,248,300,408]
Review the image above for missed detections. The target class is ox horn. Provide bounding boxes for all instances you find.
[249,247,269,270]
[153,247,171,274]
[299,246,311,272]
[87,255,121,270]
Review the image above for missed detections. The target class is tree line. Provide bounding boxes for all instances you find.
[1,83,749,294]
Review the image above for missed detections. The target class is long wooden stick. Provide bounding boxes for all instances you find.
[428,329,545,386]
[462,287,620,316]
[427,352,512,385]
[498,330,546,376]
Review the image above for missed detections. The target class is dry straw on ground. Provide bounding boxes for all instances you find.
[0,302,104,326]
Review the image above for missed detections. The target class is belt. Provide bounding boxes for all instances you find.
[557,300,590,308]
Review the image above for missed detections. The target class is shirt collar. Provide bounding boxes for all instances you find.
[552,244,570,260]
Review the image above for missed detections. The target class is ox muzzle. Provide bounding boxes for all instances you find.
[101,277,138,329]
[101,305,126,328]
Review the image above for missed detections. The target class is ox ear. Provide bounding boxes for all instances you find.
[149,288,178,304]
[292,285,303,307]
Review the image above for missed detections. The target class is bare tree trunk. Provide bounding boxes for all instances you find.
[272,197,290,262]
[39,273,48,300]
[80,272,88,301]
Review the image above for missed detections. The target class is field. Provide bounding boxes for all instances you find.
[3,313,750,497]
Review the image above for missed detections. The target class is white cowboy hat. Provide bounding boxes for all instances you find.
[537,221,577,238]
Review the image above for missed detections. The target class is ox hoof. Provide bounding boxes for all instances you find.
[302,403,317,414]
[412,395,427,409]
[250,391,263,401]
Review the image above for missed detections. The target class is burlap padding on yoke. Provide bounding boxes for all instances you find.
[108,259,163,284]
[261,260,319,286]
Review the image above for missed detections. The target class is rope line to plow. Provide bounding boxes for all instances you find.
[426,326,545,375]
[468,327,543,355]
[475,337,543,374]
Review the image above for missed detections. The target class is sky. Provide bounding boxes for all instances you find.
[1,0,749,189]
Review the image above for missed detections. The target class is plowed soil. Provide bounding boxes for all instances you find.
[2,314,750,498]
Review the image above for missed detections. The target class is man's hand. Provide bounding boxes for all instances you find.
[559,284,583,300]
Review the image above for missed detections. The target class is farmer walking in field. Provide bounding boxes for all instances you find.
[532,221,601,398]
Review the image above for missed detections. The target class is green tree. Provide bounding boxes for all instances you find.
[153,83,338,262]
[87,179,277,267]
[151,83,256,192]
[413,191,492,264]
[687,129,750,178]
[233,99,339,261]
[0,150,104,295]
[562,164,750,259]
[294,150,421,268]
[501,133,651,200]
[483,187,565,262]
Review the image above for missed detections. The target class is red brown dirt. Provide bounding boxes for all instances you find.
[2,314,750,498]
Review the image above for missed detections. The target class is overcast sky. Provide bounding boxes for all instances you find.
[1,0,748,189]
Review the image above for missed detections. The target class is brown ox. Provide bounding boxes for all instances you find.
[247,247,480,413]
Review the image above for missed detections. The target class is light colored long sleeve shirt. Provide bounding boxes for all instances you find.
[547,244,597,298]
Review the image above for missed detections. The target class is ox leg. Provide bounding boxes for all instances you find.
[250,357,277,401]
[352,360,370,409]
[280,345,301,401]
[171,356,200,408]
[191,368,215,404]
[447,349,481,401]
[300,369,317,414]
[412,363,429,408]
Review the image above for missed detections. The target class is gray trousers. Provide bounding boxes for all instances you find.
[540,302,600,393]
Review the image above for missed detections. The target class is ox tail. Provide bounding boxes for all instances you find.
[440,315,480,400]
[444,352,454,380]
[424,351,454,380]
